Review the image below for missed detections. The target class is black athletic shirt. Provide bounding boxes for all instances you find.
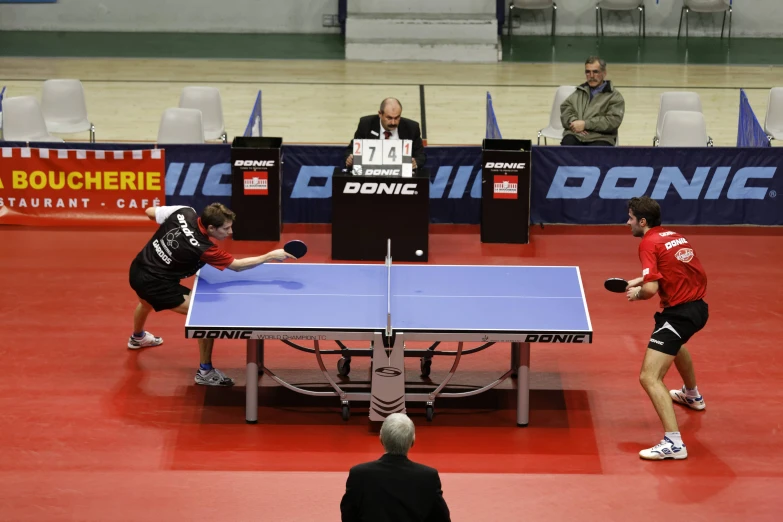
[134,206,234,280]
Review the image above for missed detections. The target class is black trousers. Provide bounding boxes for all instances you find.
[561,134,614,146]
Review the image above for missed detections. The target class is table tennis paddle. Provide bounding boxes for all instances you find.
[284,240,307,259]
[604,278,628,293]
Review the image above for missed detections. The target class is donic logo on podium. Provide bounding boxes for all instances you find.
[291,166,482,199]
[343,182,417,195]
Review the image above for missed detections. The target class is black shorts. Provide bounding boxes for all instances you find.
[648,299,709,356]
[129,259,190,312]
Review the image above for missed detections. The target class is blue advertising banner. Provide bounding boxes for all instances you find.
[5,142,780,226]
[164,144,483,224]
[531,146,783,226]
[164,144,232,209]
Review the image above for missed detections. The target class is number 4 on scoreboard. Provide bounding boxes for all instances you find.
[382,140,402,166]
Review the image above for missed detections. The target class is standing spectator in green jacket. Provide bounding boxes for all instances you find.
[560,56,625,146]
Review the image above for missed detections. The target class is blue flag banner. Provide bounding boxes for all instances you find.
[243,91,262,137]
[737,89,771,148]
[485,92,503,139]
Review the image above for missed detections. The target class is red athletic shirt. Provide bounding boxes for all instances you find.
[638,226,707,309]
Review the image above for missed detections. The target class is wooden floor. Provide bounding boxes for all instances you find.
[2,57,782,147]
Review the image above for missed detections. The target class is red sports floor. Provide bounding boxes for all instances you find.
[1,223,782,521]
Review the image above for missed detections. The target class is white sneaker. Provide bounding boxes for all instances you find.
[639,437,688,460]
[127,331,163,350]
[670,386,706,411]
[194,368,235,387]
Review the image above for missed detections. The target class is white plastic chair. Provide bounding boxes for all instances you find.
[678,0,732,40]
[658,111,713,147]
[764,87,783,141]
[654,92,704,145]
[1,96,64,143]
[157,108,205,144]
[178,86,227,142]
[538,85,576,145]
[40,79,95,142]
[508,1,557,38]
[596,1,645,38]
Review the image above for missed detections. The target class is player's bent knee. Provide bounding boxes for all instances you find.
[639,371,655,388]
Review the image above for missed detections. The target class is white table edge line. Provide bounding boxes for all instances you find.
[193,292,385,297]
[392,295,586,299]
[575,267,594,331]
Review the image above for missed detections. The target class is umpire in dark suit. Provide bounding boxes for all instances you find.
[344,98,427,169]
[340,413,450,522]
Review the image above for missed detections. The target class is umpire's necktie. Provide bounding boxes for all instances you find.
[383,130,391,139]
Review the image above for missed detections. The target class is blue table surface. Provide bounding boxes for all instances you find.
[187,263,591,333]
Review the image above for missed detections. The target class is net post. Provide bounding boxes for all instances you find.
[386,238,392,337]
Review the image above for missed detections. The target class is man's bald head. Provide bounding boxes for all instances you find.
[380,98,402,113]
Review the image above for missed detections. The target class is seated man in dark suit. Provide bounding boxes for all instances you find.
[345,97,427,169]
[340,413,450,522]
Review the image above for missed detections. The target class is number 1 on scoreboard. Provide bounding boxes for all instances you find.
[401,139,413,177]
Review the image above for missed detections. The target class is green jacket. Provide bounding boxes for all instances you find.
[560,81,625,145]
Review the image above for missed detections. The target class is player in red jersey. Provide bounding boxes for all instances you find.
[624,196,709,460]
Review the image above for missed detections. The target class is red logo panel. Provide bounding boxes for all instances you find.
[493,175,518,199]
[243,171,268,195]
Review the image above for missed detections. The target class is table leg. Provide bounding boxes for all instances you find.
[513,342,531,427]
[510,343,519,378]
[246,339,263,424]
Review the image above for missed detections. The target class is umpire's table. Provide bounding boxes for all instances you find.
[185,253,592,426]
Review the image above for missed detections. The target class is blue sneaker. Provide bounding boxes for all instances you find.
[670,386,706,411]
[639,437,688,460]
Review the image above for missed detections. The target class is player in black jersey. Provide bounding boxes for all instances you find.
[128,203,292,386]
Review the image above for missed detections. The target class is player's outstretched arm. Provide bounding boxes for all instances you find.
[227,249,293,272]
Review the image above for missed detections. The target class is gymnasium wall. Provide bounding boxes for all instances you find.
[0,0,341,33]
[0,0,780,37]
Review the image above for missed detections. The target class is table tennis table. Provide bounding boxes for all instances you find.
[185,253,592,426]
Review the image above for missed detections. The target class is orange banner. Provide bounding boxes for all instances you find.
[0,147,166,226]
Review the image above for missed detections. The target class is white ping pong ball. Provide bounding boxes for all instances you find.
[415,250,423,256]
